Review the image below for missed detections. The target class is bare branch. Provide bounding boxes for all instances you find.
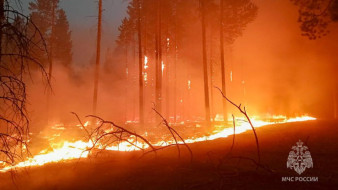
[152,107,193,162]
[215,86,260,164]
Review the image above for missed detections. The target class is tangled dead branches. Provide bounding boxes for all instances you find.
[72,110,193,162]
[151,107,193,162]
[72,112,156,155]
[0,0,49,166]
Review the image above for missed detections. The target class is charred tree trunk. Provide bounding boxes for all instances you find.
[136,0,144,125]
[133,36,136,121]
[47,0,56,122]
[155,0,162,116]
[165,18,170,120]
[49,1,55,85]
[209,34,214,122]
[124,45,128,122]
[93,0,102,115]
[0,0,4,63]
[173,0,178,123]
[220,0,228,123]
[200,0,211,124]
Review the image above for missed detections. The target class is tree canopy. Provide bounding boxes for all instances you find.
[29,0,72,67]
[291,0,338,39]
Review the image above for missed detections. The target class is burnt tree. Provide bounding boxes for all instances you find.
[0,0,48,165]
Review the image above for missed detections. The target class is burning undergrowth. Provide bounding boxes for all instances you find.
[0,109,315,172]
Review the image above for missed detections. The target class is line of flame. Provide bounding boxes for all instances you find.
[0,115,316,172]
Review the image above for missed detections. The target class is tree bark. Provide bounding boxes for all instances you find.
[220,0,228,123]
[155,0,162,115]
[209,34,214,121]
[136,0,144,125]
[132,36,136,121]
[124,45,128,122]
[93,0,102,115]
[174,1,177,123]
[165,17,170,120]
[200,0,211,124]
[0,0,4,63]
[47,0,56,122]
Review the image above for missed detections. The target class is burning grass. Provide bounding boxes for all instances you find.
[0,119,336,190]
[0,114,315,172]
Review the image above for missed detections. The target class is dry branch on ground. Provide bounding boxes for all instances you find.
[72,111,193,162]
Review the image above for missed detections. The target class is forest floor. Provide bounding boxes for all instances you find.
[0,119,337,190]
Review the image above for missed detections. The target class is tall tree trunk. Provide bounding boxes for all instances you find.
[155,0,162,114]
[93,0,102,115]
[49,1,55,82]
[209,34,214,121]
[0,0,4,63]
[165,19,170,120]
[47,0,56,122]
[219,0,228,123]
[200,0,211,124]
[124,45,128,122]
[132,36,136,121]
[173,1,177,123]
[136,0,144,125]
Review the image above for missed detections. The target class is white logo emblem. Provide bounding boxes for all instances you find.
[287,140,313,175]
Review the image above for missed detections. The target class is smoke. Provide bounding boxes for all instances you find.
[232,0,338,118]
[24,0,337,132]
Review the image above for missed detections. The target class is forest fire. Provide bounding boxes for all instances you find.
[1,0,337,189]
[0,115,315,172]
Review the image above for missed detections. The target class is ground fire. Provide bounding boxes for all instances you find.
[0,0,337,189]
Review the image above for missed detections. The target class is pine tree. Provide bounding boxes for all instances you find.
[219,0,257,123]
[29,0,72,68]
[55,9,72,68]
[115,0,257,124]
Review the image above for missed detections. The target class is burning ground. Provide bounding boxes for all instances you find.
[1,0,338,189]
[0,119,337,189]
[0,114,314,172]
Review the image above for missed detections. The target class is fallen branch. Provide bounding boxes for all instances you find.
[73,112,193,162]
[72,113,156,155]
[152,107,193,162]
[215,86,261,164]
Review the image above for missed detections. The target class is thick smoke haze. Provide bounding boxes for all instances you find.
[25,0,337,131]
[233,0,338,118]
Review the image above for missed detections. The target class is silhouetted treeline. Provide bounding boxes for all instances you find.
[114,0,257,123]
[29,0,72,69]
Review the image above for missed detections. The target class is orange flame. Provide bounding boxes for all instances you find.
[0,115,316,172]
